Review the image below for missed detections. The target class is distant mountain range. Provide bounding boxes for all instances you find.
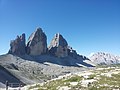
[89,52,120,65]
[0,27,119,88]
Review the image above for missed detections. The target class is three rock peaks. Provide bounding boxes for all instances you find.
[9,27,79,58]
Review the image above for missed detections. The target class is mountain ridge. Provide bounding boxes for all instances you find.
[8,27,86,60]
[89,52,120,65]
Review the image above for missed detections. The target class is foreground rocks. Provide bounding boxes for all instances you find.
[27,65,120,90]
[0,54,93,88]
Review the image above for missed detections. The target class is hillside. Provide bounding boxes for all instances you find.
[0,65,22,88]
[0,54,93,87]
[27,65,120,90]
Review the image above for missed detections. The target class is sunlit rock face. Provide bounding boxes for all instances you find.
[48,33,68,58]
[26,27,47,55]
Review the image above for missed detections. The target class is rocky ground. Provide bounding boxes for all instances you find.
[0,54,93,88]
[0,54,120,90]
[27,65,120,90]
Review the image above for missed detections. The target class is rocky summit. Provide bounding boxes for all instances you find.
[8,27,82,59]
[48,33,68,57]
[48,33,81,58]
[8,33,26,55]
[26,27,47,55]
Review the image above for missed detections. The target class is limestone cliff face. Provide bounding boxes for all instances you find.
[48,33,68,57]
[26,27,47,55]
[9,27,47,56]
[8,27,82,59]
[8,33,26,55]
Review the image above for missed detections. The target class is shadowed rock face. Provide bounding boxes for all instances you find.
[48,33,68,58]
[26,28,47,55]
[67,46,78,59]
[8,33,26,55]
[48,33,83,59]
[0,65,24,87]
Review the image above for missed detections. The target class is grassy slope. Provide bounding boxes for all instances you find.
[29,64,120,90]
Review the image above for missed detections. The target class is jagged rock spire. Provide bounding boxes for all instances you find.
[8,33,26,55]
[8,27,79,58]
[48,33,68,57]
[26,27,47,55]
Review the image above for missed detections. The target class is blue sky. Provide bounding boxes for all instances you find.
[0,0,120,56]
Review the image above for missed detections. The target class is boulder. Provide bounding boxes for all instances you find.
[26,27,47,55]
[48,33,68,57]
[8,33,26,55]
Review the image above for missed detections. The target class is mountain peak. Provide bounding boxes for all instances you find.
[48,33,68,57]
[35,27,43,33]
[26,27,47,55]
[90,52,120,65]
[8,33,26,55]
[8,27,87,60]
[49,33,68,48]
